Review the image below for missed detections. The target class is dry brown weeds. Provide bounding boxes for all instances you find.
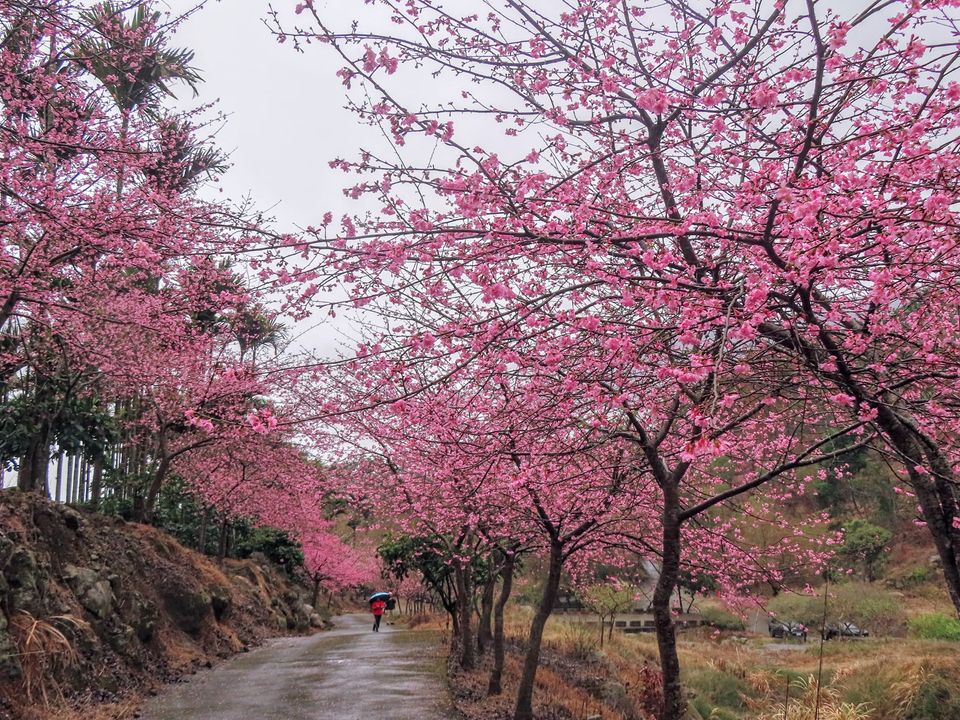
[8,611,89,707]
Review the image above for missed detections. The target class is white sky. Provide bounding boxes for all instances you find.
[166,0,360,229]
[164,0,367,357]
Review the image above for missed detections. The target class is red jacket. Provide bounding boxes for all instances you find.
[371,599,387,616]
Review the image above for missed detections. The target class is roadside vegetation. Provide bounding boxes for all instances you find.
[7,2,960,720]
[445,592,960,720]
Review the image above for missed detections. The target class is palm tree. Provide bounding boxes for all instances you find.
[74,2,201,119]
[233,311,286,366]
[69,3,204,513]
[73,2,202,195]
[142,118,228,194]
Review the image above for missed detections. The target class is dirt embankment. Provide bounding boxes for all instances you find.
[0,491,324,719]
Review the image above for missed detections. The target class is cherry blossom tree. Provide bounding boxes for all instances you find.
[1,1,317,528]
[302,527,375,607]
[271,1,960,717]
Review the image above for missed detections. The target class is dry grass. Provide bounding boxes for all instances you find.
[216,623,244,653]
[194,557,234,590]
[446,606,960,720]
[401,611,448,630]
[750,674,873,720]
[452,653,632,720]
[0,492,320,720]
[449,609,658,720]
[676,636,960,719]
[8,611,89,707]
[152,629,206,672]
[534,662,630,720]
[16,696,142,720]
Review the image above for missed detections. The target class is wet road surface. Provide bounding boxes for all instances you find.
[139,614,456,720]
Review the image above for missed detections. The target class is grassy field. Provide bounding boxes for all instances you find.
[446,594,960,720]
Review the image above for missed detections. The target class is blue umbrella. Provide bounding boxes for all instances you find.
[369,591,391,604]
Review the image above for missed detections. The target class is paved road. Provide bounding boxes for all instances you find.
[139,614,456,720]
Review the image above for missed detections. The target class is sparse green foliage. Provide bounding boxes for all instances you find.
[767,592,824,628]
[151,478,215,551]
[555,621,598,661]
[891,565,933,590]
[684,666,752,717]
[811,448,901,526]
[678,570,719,613]
[840,519,892,581]
[579,581,637,646]
[908,613,960,642]
[768,582,905,636]
[698,604,745,631]
[830,582,905,636]
[235,526,304,576]
[378,534,458,615]
[75,2,202,116]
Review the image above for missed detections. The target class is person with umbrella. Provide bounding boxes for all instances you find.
[369,591,390,632]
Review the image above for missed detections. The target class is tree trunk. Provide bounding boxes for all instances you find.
[478,572,496,654]
[455,563,476,669]
[874,406,960,617]
[514,540,563,720]
[78,456,88,503]
[17,423,50,494]
[54,451,63,502]
[489,552,515,696]
[38,430,52,496]
[0,290,18,332]
[65,454,75,505]
[312,577,322,609]
[217,516,229,562]
[116,113,130,197]
[198,505,211,553]
[90,456,103,509]
[16,450,33,493]
[444,598,460,639]
[15,454,31,492]
[653,479,685,720]
[140,430,170,524]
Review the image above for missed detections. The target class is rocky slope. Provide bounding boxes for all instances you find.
[0,491,324,719]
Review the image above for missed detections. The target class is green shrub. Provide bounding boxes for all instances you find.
[908,613,960,641]
[891,565,933,590]
[831,582,906,636]
[98,494,135,521]
[840,519,892,581]
[234,526,304,576]
[903,671,960,720]
[768,582,905,636]
[904,565,931,586]
[698,605,745,631]
[690,696,713,720]
[770,667,807,685]
[767,593,823,628]
[690,703,739,720]
[684,666,751,713]
[840,663,897,709]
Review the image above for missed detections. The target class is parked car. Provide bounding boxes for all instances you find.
[768,620,808,642]
[823,622,869,640]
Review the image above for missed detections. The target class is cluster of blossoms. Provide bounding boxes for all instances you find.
[273,1,960,717]
[0,0,378,595]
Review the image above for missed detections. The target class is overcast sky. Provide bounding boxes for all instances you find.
[166,1,355,231]
[163,1,370,356]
